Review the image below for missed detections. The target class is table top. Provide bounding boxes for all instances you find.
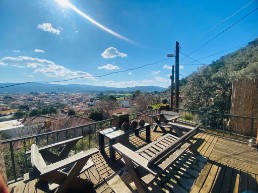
[100,123,150,140]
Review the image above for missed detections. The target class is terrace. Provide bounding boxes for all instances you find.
[1,109,257,193]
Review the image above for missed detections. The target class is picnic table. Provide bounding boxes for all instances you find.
[151,111,182,135]
[99,123,151,161]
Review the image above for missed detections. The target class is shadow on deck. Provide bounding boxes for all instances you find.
[9,128,258,193]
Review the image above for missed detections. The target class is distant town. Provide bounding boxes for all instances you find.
[0,91,169,139]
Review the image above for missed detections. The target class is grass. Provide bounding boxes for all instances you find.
[0,109,18,115]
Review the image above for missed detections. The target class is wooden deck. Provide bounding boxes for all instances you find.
[9,129,258,193]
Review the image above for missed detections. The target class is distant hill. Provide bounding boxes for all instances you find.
[0,83,166,93]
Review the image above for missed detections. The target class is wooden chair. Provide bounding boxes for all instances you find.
[113,124,200,193]
[26,136,83,163]
[24,144,99,193]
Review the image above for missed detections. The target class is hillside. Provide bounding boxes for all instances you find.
[0,83,166,93]
[182,38,258,114]
[209,38,258,79]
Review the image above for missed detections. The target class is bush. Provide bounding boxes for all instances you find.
[182,114,194,121]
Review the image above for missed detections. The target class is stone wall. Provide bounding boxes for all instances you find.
[229,79,258,139]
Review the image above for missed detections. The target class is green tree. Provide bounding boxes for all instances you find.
[89,110,103,121]
[29,109,41,117]
[68,109,75,116]
[108,95,117,101]
[13,111,25,119]
[18,105,29,111]
[48,106,57,114]
[41,107,49,115]
[162,99,168,104]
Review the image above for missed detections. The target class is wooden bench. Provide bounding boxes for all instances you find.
[113,124,200,193]
[24,144,98,193]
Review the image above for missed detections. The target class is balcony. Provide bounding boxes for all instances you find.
[1,109,257,192]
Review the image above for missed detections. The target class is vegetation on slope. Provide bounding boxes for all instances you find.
[182,38,258,114]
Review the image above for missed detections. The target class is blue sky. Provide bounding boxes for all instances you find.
[0,0,257,88]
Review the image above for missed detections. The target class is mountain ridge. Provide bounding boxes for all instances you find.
[0,83,166,93]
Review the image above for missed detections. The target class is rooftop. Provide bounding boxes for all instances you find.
[0,120,23,131]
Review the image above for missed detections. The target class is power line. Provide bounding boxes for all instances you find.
[0,58,170,89]
[198,0,256,38]
[180,43,248,65]
[180,7,258,62]
[197,43,247,60]
[180,51,205,65]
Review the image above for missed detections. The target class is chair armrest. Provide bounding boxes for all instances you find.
[42,148,99,174]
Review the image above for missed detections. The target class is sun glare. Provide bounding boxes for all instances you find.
[55,0,71,8]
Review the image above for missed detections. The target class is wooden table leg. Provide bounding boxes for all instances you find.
[99,133,104,154]
[135,129,139,137]
[109,138,115,161]
[146,125,151,143]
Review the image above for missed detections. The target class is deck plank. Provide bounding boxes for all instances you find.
[230,168,240,193]
[199,162,219,193]
[239,170,248,193]
[210,163,226,193]
[219,166,233,193]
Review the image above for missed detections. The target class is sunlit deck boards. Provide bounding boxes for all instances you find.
[9,129,258,193]
[191,132,258,193]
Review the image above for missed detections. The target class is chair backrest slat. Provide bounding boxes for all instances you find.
[31,144,47,173]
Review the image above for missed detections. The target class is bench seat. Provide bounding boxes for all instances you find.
[113,124,200,193]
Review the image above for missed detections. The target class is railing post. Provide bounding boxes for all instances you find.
[23,139,29,173]
[9,142,17,182]
[46,134,49,145]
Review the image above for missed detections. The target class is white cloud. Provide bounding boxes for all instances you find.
[141,79,155,83]
[164,64,184,70]
[24,73,34,78]
[27,63,39,68]
[0,56,93,79]
[101,47,127,59]
[128,72,132,75]
[104,80,138,87]
[0,61,6,66]
[155,77,169,83]
[163,64,172,70]
[98,64,120,70]
[103,78,168,88]
[34,49,45,53]
[151,71,160,75]
[12,50,21,53]
[37,23,61,35]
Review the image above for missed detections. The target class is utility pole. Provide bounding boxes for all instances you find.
[170,65,174,110]
[167,53,175,110]
[175,41,180,112]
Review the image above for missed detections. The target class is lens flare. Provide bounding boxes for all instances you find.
[55,0,71,7]
[55,0,136,44]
